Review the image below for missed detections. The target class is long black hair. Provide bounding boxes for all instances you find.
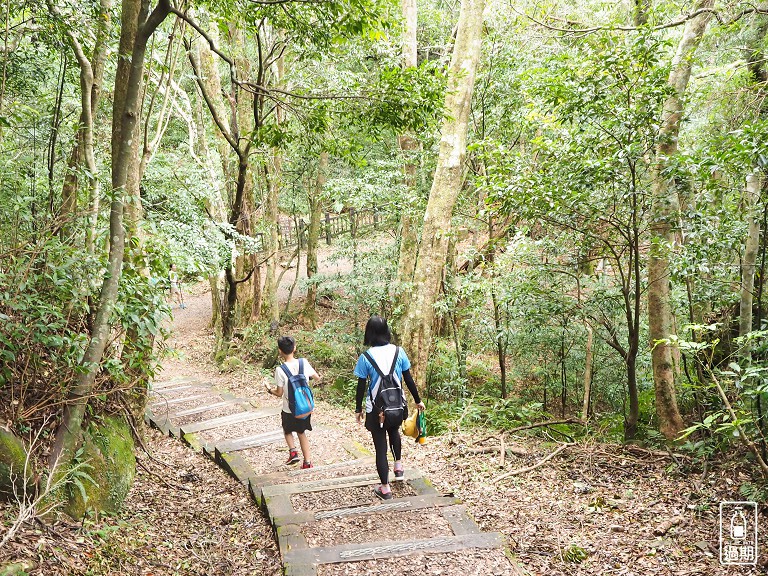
[363,315,391,347]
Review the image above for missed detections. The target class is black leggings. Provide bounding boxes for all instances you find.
[369,423,401,485]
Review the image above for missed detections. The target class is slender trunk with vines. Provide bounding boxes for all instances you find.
[648,0,713,440]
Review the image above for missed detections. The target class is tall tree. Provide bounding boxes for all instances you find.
[304,149,327,326]
[648,0,714,440]
[262,34,285,325]
[395,0,420,288]
[740,172,761,343]
[49,0,170,467]
[400,0,486,386]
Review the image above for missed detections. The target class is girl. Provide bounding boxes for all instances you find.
[354,316,425,500]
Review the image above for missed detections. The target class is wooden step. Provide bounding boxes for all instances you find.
[149,384,198,395]
[272,494,460,527]
[280,457,375,480]
[173,399,246,418]
[150,393,213,407]
[261,469,423,498]
[179,407,281,435]
[215,429,285,453]
[151,377,200,389]
[248,457,375,503]
[283,532,502,566]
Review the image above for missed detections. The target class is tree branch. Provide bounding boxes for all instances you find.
[491,443,575,483]
[510,3,768,35]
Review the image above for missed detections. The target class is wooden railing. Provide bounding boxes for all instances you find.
[251,208,382,253]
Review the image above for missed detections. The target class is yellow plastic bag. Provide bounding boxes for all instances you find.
[403,410,419,438]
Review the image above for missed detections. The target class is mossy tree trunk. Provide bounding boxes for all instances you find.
[399,0,486,386]
[232,29,257,323]
[191,23,230,332]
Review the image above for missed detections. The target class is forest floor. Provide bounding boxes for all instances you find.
[2,267,767,575]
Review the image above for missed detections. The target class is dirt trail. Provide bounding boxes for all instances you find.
[153,238,767,575]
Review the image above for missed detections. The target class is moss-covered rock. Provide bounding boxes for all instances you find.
[0,427,33,500]
[220,356,246,372]
[62,416,136,519]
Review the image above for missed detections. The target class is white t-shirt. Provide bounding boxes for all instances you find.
[274,358,318,413]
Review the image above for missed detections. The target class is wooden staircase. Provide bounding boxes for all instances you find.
[145,377,518,575]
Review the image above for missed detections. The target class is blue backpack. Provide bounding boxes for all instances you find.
[280,359,314,419]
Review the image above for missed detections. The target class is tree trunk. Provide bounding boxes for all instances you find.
[222,155,250,346]
[262,50,284,325]
[740,172,761,343]
[492,286,506,399]
[58,0,111,248]
[187,19,255,351]
[399,0,485,386]
[262,157,281,325]
[191,25,231,329]
[395,0,420,293]
[582,322,593,420]
[232,32,256,323]
[49,0,169,468]
[648,0,713,440]
[304,150,327,326]
[625,352,639,441]
[209,271,224,334]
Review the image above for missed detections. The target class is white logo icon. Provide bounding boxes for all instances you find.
[720,501,758,566]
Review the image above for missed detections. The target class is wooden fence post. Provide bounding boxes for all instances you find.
[325,212,332,245]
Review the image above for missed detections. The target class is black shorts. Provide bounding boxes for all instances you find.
[282,411,312,434]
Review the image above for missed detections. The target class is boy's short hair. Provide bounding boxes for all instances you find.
[277,336,296,354]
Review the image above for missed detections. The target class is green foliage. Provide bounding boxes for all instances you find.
[739,482,768,503]
[673,328,768,462]
[0,239,97,395]
[426,394,546,436]
[142,152,230,277]
[561,544,589,564]
[0,229,169,436]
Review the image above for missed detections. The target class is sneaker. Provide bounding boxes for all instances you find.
[285,450,300,465]
[374,486,393,500]
[393,465,404,480]
[301,461,313,469]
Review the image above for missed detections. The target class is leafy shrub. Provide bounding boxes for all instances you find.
[0,236,169,431]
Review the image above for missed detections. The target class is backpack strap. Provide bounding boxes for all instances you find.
[388,347,399,376]
[363,351,386,379]
[279,363,294,381]
[363,347,399,378]
[298,358,304,375]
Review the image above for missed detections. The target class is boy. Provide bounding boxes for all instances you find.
[266,336,320,469]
